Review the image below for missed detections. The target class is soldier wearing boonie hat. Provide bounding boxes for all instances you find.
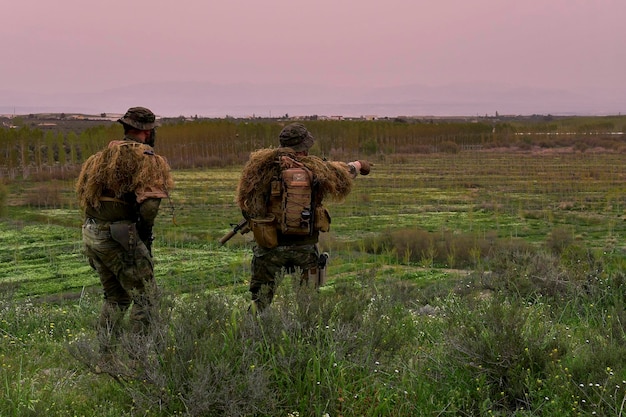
[118,107,159,131]
[235,122,373,312]
[77,106,173,372]
[117,107,159,147]
[278,123,315,152]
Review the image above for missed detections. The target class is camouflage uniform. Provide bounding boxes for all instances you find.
[82,218,156,336]
[77,107,172,355]
[250,243,321,310]
[237,123,370,311]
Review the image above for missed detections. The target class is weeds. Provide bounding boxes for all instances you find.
[363,226,532,269]
[3,117,626,414]
[2,252,602,415]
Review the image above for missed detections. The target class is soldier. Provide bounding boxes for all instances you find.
[76,107,173,365]
[236,123,371,311]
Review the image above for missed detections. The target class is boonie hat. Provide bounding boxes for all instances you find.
[279,123,315,151]
[118,107,159,130]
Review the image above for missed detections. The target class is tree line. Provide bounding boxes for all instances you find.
[0,116,624,180]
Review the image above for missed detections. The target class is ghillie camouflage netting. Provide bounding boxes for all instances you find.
[76,141,174,209]
[236,147,354,218]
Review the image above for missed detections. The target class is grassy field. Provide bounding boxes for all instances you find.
[3,128,626,415]
[4,150,626,298]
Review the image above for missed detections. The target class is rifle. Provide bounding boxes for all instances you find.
[219,218,251,245]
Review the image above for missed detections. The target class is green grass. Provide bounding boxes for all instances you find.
[3,148,626,415]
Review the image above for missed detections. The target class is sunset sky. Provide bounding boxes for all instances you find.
[2,0,625,116]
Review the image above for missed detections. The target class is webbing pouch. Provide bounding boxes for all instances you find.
[109,222,136,252]
[251,215,278,249]
[314,206,331,232]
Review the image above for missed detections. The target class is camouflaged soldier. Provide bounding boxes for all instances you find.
[76,107,173,361]
[236,123,371,311]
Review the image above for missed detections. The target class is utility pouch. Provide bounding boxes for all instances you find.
[270,179,282,197]
[314,206,331,232]
[268,179,283,220]
[109,221,136,252]
[251,216,278,249]
[317,251,329,287]
[307,251,330,288]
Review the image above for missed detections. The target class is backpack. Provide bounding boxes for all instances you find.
[269,156,314,235]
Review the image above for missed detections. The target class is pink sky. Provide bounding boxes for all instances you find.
[2,0,625,115]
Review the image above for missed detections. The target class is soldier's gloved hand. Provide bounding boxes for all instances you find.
[348,160,372,176]
[357,160,372,175]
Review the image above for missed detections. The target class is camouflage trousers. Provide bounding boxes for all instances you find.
[82,219,158,353]
[250,244,318,310]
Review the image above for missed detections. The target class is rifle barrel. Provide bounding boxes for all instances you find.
[219,230,236,245]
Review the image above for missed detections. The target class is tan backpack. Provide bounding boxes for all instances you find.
[267,156,314,235]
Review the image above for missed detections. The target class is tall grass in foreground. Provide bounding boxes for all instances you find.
[3,117,626,415]
[2,245,626,416]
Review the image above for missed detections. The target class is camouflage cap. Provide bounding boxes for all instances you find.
[118,107,159,130]
[278,123,315,151]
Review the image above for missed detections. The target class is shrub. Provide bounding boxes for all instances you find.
[24,183,64,208]
[483,248,575,300]
[362,227,531,269]
[444,298,565,412]
[438,140,459,154]
[546,226,574,255]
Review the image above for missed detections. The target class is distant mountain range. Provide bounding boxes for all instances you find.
[1,82,624,118]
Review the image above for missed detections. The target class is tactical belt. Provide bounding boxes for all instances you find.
[276,243,316,250]
[85,218,132,230]
[98,196,128,204]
